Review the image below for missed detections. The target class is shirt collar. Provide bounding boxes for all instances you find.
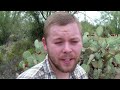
[43,54,80,79]
[43,55,57,79]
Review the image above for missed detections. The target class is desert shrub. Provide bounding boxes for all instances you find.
[0,52,3,64]
[30,22,44,41]
[8,34,18,42]
[0,29,10,45]
[11,38,34,56]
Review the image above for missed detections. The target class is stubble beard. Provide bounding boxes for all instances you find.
[48,55,79,73]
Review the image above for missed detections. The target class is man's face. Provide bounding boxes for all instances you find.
[42,22,82,73]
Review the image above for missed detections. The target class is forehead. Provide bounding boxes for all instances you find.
[48,22,81,38]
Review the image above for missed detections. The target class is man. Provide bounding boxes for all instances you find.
[17,11,88,79]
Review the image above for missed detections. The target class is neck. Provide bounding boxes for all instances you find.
[55,71,70,79]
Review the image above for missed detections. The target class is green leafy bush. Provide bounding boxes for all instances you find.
[30,22,44,41]
[0,52,3,64]
[12,39,33,56]
[8,34,18,42]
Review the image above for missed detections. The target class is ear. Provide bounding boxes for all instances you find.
[42,37,47,51]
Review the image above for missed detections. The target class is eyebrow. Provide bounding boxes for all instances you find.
[70,38,80,41]
[70,36,81,40]
[53,37,80,41]
[53,38,63,41]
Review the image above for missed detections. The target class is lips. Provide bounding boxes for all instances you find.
[61,58,73,64]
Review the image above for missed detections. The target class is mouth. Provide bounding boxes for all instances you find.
[61,58,74,64]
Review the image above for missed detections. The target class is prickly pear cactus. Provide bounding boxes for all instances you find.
[81,26,120,79]
[18,39,46,71]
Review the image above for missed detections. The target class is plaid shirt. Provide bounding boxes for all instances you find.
[17,55,88,79]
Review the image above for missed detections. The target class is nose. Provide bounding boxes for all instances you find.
[62,42,72,54]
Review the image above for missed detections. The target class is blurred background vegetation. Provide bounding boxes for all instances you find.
[0,11,120,79]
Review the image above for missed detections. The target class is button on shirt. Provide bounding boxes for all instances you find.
[17,55,88,79]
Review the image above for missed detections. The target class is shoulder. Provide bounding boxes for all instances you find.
[76,64,86,73]
[17,61,45,79]
[74,64,88,79]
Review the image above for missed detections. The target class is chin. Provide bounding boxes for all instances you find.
[60,66,76,73]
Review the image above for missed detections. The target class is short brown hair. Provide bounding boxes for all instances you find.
[43,11,82,38]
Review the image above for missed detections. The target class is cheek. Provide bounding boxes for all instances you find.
[73,44,82,54]
[47,43,61,55]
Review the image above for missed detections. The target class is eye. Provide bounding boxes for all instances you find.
[71,41,78,43]
[55,42,63,44]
